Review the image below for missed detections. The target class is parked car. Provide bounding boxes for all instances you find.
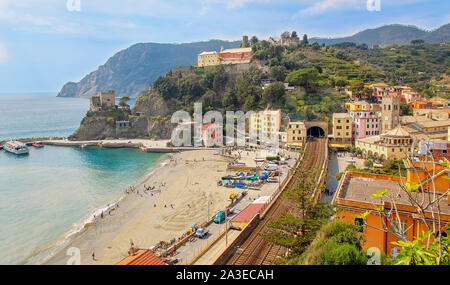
[265,164,279,171]
[195,228,209,239]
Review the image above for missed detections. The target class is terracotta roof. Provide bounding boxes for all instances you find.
[116,250,166,265]
[221,47,252,53]
[231,203,265,223]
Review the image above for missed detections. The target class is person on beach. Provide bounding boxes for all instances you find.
[92,252,96,261]
[101,211,104,218]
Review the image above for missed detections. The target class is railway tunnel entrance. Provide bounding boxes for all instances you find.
[307,126,325,138]
[304,121,328,139]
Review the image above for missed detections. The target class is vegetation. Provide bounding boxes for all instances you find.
[294,220,368,265]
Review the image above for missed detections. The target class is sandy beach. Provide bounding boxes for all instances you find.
[42,148,247,265]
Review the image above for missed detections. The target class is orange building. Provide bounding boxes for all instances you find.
[332,160,449,258]
[116,249,166,265]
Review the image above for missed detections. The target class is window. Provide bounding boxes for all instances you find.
[355,218,364,233]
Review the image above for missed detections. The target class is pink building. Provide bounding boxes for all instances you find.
[371,85,402,104]
[350,110,381,139]
[195,123,223,147]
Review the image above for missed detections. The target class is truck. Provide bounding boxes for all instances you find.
[195,227,209,239]
[214,208,232,224]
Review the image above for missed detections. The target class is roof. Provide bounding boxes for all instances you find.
[337,173,450,217]
[333,113,351,119]
[383,125,411,137]
[116,250,165,265]
[198,51,218,55]
[231,203,265,223]
[221,47,252,54]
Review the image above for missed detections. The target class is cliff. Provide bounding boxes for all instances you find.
[69,91,173,141]
[57,40,241,98]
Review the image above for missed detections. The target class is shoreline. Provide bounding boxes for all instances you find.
[41,148,234,265]
[23,150,171,265]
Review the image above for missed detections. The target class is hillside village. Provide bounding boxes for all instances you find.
[73,32,450,264]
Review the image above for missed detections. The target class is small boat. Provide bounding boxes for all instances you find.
[221,176,234,180]
[235,183,247,188]
[224,183,236,188]
[254,158,265,162]
[248,186,261,190]
[3,141,29,155]
[32,143,44,148]
[267,177,279,183]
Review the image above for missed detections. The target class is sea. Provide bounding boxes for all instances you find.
[0,93,162,264]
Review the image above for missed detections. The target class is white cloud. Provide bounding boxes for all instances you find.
[295,0,361,17]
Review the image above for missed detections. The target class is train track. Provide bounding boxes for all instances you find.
[226,138,327,265]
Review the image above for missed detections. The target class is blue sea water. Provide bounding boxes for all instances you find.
[0,94,162,264]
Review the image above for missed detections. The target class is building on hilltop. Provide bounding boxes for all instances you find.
[197,36,252,67]
[89,90,116,112]
[279,31,300,46]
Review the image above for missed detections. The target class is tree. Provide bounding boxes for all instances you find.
[223,88,238,110]
[262,82,285,104]
[302,34,308,45]
[269,65,287,82]
[297,220,368,265]
[263,165,334,258]
[400,102,411,115]
[119,96,131,108]
[411,39,425,46]
[286,68,319,91]
[250,36,258,46]
[335,76,349,87]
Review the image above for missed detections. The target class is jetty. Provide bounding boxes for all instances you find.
[40,139,220,153]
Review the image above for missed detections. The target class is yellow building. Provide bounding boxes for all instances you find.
[330,113,353,146]
[197,51,220,67]
[355,125,413,160]
[249,110,281,141]
[345,101,380,112]
[286,121,306,150]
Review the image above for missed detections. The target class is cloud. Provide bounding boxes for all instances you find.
[295,0,361,17]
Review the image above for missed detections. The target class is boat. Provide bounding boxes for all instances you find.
[267,177,279,183]
[254,158,265,162]
[3,141,29,155]
[32,142,44,148]
[248,186,261,190]
[235,183,247,188]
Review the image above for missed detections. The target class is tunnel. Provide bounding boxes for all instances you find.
[307,126,325,138]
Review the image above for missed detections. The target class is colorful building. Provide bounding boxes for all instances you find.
[197,47,252,67]
[330,113,353,146]
[333,160,449,258]
[355,125,413,160]
[197,51,220,67]
[418,139,450,159]
[286,121,306,150]
[249,110,282,141]
[195,123,223,147]
[346,101,381,139]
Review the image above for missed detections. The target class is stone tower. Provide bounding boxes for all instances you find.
[242,35,249,48]
[381,95,400,133]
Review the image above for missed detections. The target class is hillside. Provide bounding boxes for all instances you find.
[57,40,241,98]
[311,24,450,46]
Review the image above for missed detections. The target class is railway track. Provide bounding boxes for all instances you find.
[226,138,327,265]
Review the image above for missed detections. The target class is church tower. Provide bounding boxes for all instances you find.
[381,95,400,133]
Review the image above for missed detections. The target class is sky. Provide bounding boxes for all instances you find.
[0,0,448,93]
